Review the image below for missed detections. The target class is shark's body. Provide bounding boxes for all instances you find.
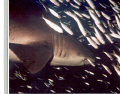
[9,0,95,73]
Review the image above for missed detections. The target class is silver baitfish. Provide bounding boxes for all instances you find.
[103,51,113,61]
[115,15,120,29]
[86,37,98,49]
[48,8,61,19]
[42,17,63,33]
[101,64,112,75]
[91,36,101,45]
[93,25,105,44]
[85,0,96,10]
[112,64,120,77]
[50,0,60,7]
[64,11,87,37]
[87,8,101,24]
[70,3,80,9]
[101,11,111,20]
[73,0,81,6]
[72,9,83,18]
[60,21,74,35]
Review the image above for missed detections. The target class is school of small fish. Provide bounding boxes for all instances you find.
[10,0,120,93]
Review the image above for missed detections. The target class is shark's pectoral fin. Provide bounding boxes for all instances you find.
[9,43,53,73]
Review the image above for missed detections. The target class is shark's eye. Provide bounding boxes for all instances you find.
[77,52,81,56]
[21,57,33,63]
[43,41,49,45]
[22,59,29,62]
[22,58,32,63]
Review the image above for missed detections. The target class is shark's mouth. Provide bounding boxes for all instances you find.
[83,59,90,65]
[82,59,95,67]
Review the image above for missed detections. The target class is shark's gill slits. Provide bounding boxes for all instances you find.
[61,35,67,58]
[57,34,62,57]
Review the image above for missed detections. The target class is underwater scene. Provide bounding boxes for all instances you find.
[9,0,120,93]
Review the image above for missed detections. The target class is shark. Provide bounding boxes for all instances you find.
[9,0,95,74]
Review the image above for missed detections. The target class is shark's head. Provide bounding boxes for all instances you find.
[81,52,95,67]
[50,34,96,67]
[75,47,95,67]
[78,44,95,66]
[68,36,96,67]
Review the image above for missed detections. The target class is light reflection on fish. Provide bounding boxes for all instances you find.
[64,11,87,37]
[60,21,74,35]
[86,0,96,10]
[101,11,111,20]
[70,3,80,9]
[86,37,98,49]
[48,8,61,19]
[50,0,60,7]
[112,64,120,76]
[87,8,101,24]
[73,0,81,6]
[93,25,105,44]
[42,17,63,33]
[113,50,120,64]
[101,64,112,75]
[103,51,113,61]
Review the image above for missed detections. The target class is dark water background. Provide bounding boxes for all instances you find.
[10,0,120,93]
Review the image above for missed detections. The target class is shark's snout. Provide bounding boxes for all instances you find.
[80,50,96,66]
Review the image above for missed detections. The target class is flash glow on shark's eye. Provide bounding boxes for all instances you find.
[22,59,29,62]
[77,52,81,56]
[22,58,34,63]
